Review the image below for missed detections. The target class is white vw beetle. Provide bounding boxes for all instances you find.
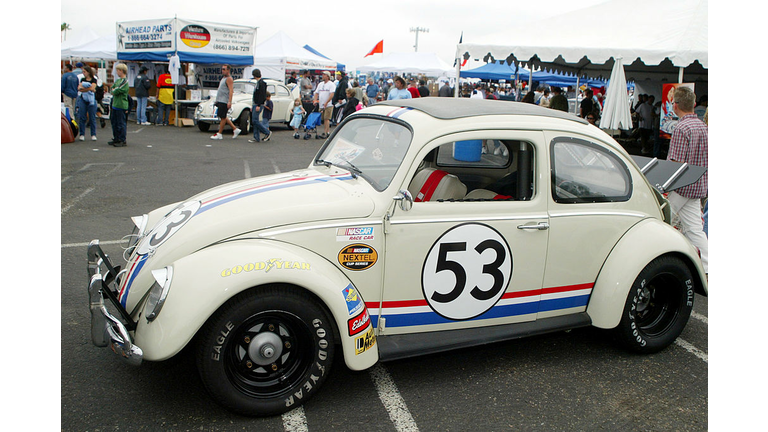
[88,98,707,416]
[193,78,299,132]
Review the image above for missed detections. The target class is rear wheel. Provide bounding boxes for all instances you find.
[196,286,335,416]
[614,256,694,353]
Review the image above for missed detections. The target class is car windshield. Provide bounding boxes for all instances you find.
[315,118,412,191]
[233,82,255,95]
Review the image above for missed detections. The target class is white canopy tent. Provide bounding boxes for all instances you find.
[61,34,118,61]
[252,31,337,81]
[357,52,456,77]
[456,0,707,84]
[61,27,101,57]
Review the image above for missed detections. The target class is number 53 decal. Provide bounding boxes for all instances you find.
[136,201,201,255]
[422,223,513,320]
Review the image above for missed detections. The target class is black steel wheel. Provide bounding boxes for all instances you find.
[196,286,334,416]
[614,256,695,353]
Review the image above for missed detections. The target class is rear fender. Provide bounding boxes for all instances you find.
[587,218,707,329]
[133,239,379,371]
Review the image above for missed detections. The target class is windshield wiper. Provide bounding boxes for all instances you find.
[315,159,361,178]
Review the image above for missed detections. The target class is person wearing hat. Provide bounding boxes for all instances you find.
[134,66,152,125]
[313,71,336,139]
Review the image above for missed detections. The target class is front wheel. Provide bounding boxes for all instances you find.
[197,122,211,132]
[238,110,250,133]
[614,256,695,353]
[196,286,335,416]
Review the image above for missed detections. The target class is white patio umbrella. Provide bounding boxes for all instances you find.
[599,57,633,131]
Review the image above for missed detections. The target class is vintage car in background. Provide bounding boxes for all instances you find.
[193,79,299,132]
[87,98,707,416]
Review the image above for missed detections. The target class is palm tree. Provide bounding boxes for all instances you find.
[61,23,71,42]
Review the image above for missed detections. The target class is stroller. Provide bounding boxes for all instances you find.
[303,104,324,140]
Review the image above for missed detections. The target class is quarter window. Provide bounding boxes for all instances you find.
[551,137,631,203]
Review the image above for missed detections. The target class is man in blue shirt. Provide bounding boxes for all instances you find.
[61,64,79,116]
[366,78,380,105]
[387,76,412,100]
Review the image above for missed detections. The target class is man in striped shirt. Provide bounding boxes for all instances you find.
[667,86,708,273]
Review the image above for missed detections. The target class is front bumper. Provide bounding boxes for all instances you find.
[87,240,143,366]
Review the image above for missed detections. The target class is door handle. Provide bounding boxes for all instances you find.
[517,222,549,231]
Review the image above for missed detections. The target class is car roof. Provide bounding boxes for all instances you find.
[376,98,588,125]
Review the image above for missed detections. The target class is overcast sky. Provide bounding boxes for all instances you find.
[60,0,609,70]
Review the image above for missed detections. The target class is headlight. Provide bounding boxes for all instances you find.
[144,266,173,322]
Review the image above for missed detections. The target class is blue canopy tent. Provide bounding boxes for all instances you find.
[303,45,345,72]
[460,61,529,81]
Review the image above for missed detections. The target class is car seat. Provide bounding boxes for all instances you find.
[408,168,467,202]
[464,189,513,200]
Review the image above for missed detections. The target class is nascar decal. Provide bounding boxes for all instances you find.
[342,284,364,316]
[180,24,210,48]
[336,226,374,242]
[354,325,376,355]
[348,309,371,337]
[196,173,353,215]
[338,244,378,271]
[422,223,513,320]
[366,283,593,328]
[220,259,310,277]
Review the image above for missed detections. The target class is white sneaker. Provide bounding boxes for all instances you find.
[78,135,85,141]
[91,136,97,141]
[262,132,272,142]
[233,128,242,139]
[211,133,223,140]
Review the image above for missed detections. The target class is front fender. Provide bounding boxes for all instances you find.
[587,218,707,329]
[133,239,379,372]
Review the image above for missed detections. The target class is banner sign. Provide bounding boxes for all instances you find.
[117,18,256,65]
[197,65,247,89]
[117,19,175,61]
[660,83,694,139]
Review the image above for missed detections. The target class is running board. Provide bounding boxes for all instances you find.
[377,313,592,362]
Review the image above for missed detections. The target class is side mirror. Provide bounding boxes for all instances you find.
[393,190,413,212]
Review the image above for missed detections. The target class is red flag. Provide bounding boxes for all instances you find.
[365,40,383,57]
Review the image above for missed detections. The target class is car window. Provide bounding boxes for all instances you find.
[276,85,290,97]
[233,82,254,95]
[267,84,276,96]
[435,140,511,168]
[315,118,412,191]
[550,137,632,203]
[409,140,534,202]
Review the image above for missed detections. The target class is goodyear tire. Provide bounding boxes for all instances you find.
[196,286,335,416]
[614,256,694,353]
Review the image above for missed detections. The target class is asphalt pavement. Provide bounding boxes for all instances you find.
[60,120,708,431]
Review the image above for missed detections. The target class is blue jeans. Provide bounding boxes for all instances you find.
[156,101,171,125]
[76,97,97,137]
[111,107,127,142]
[251,104,270,140]
[136,97,148,123]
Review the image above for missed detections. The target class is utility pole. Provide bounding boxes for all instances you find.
[410,27,429,52]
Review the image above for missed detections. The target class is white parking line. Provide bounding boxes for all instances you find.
[61,187,95,215]
[271,159,281,174]
[675,338,708,363]
[62,240,122,249]
[244,160,252,178]
[691,311,708,325]
[282,406,308,432]
[370,363,419,432]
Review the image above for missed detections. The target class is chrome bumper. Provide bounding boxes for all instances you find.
[87,240,143,366]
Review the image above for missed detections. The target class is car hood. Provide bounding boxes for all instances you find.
[119,168,373,311]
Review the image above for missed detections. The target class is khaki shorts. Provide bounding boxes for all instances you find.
[321,105,333,121]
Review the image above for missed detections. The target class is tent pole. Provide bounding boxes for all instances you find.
[574,76,580,115]
[678,66,684,83]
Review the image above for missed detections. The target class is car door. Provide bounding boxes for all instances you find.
[378,131,549,338]
[541,133,642,319]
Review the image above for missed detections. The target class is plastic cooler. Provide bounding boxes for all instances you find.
[453,140,482,162]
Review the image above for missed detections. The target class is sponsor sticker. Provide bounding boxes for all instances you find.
[342,284,364,316]
[354,325,376,355]
[336,227,375,242]
[348,309,371,336]
[338,244,378,271]
[220,259,310,277]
